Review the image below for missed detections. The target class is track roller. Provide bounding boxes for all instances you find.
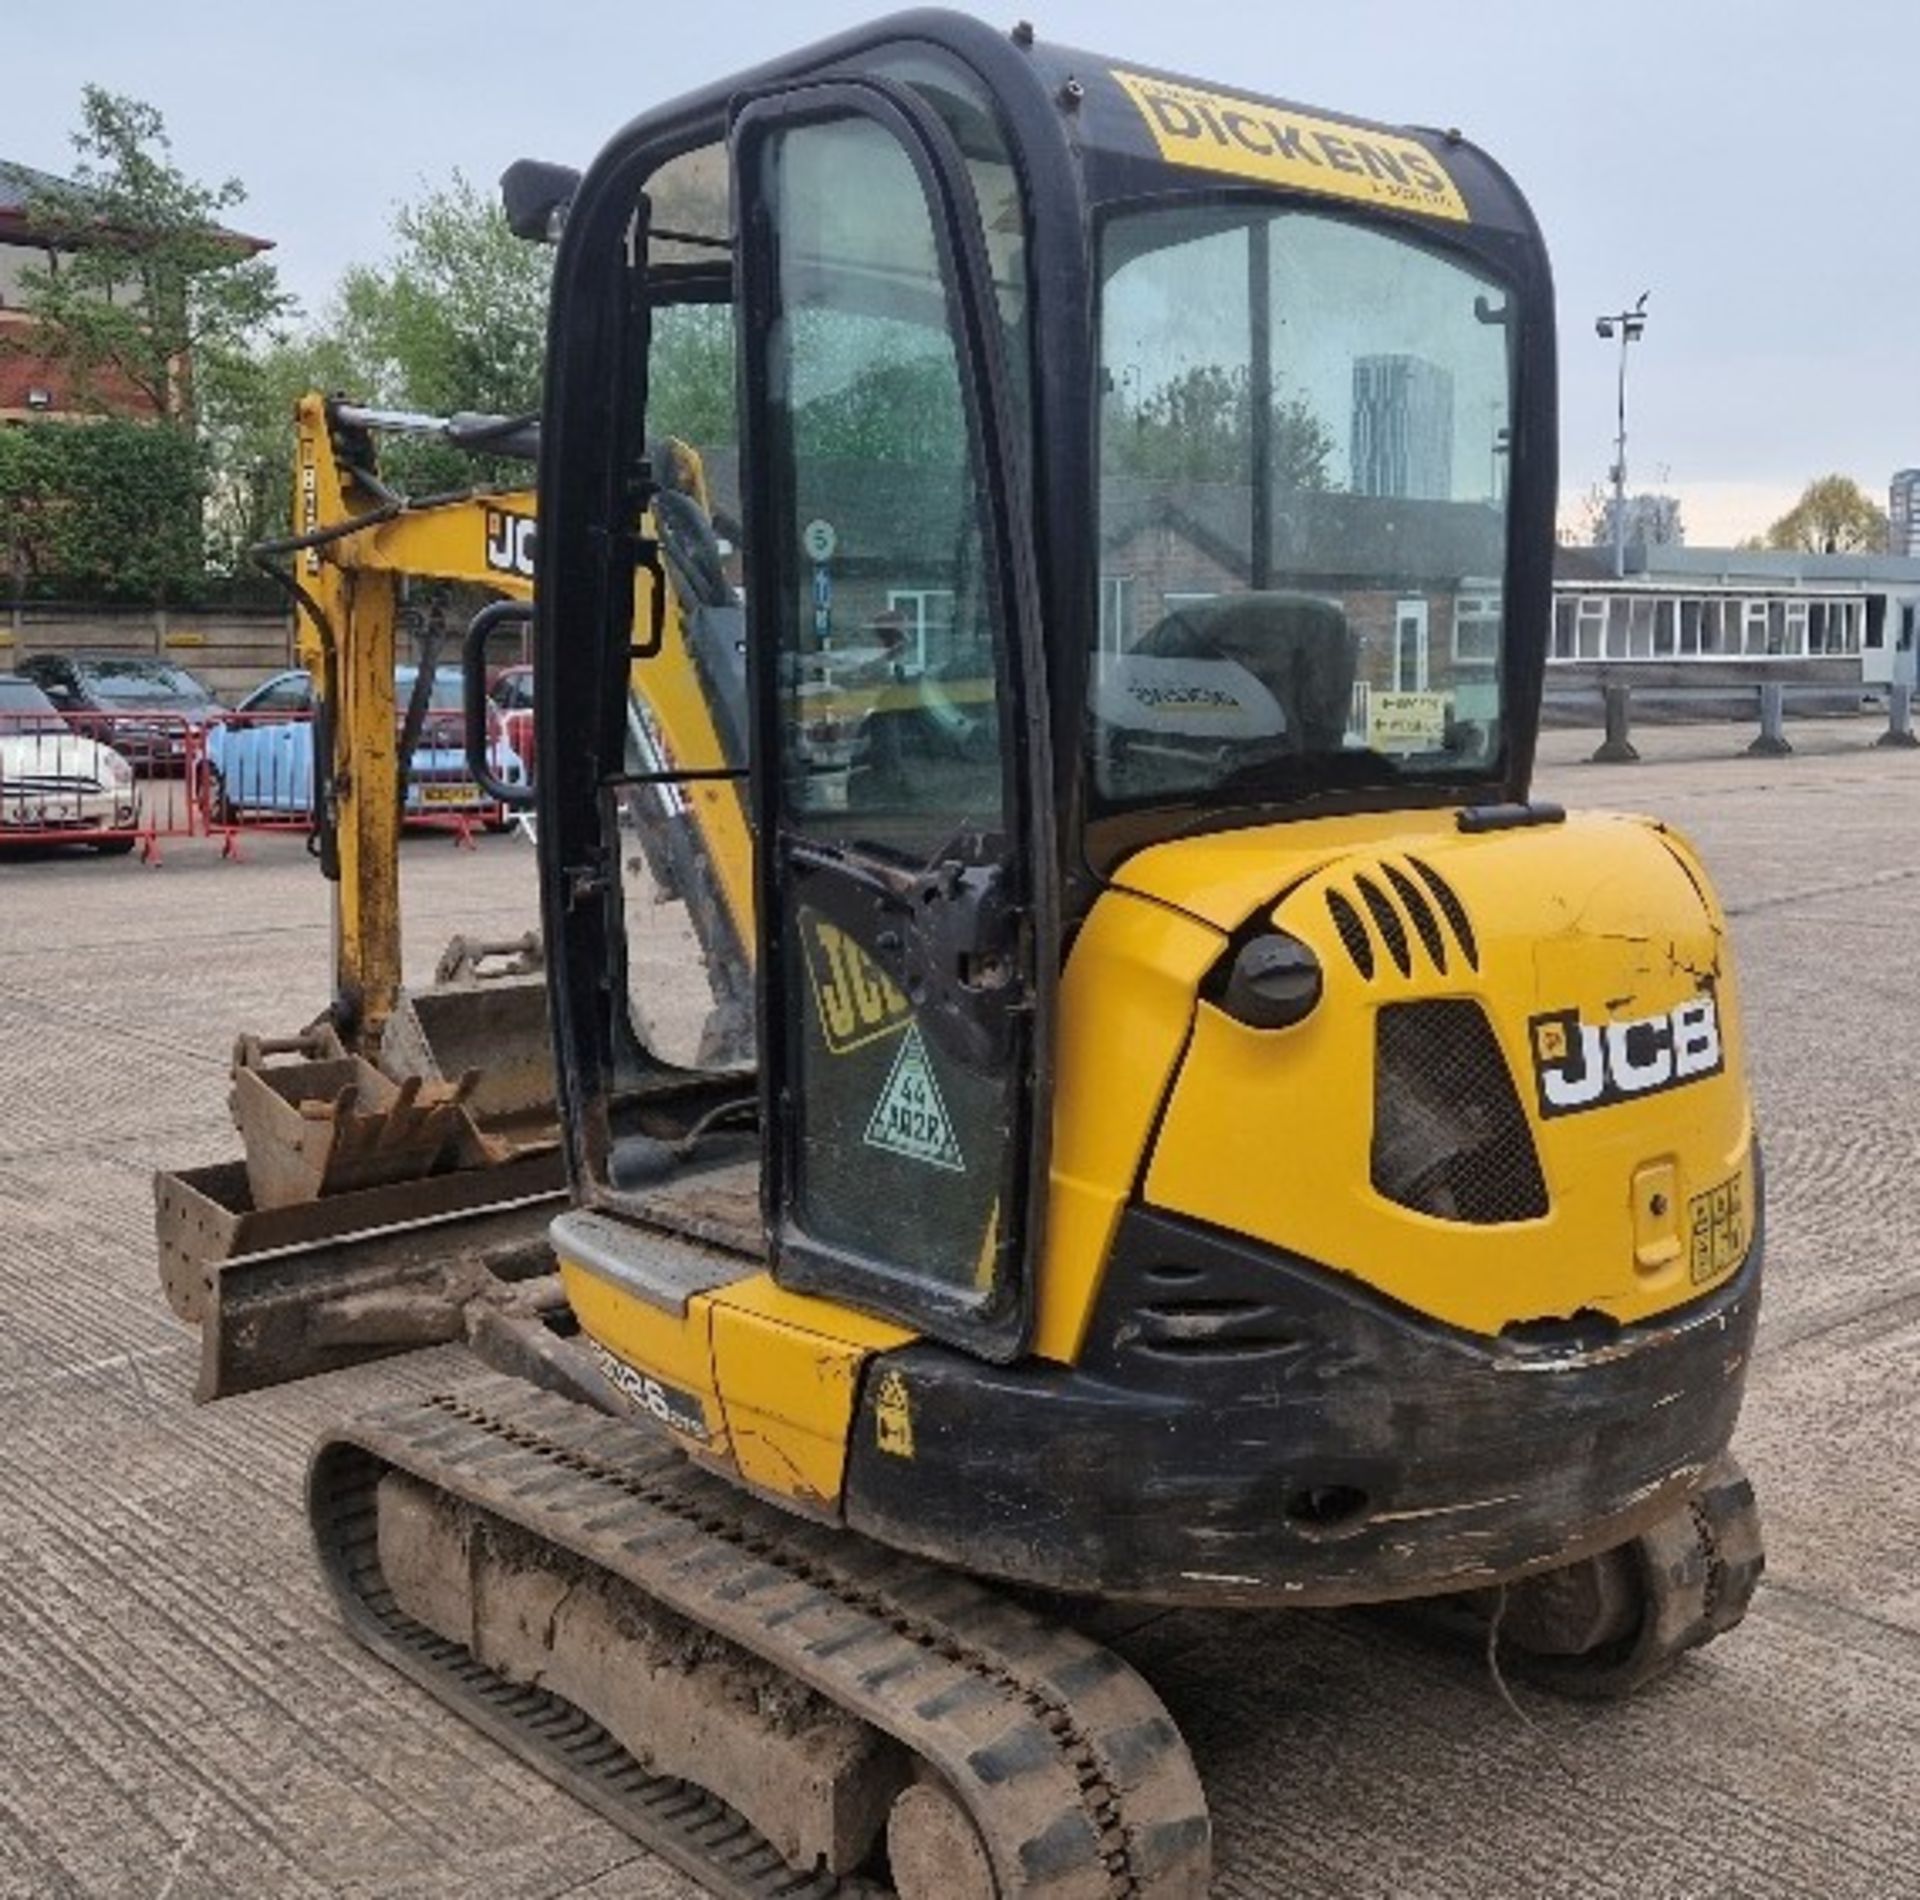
[887,1778,999,1900]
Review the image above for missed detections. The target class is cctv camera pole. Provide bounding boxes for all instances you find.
[1596,293,1649,578]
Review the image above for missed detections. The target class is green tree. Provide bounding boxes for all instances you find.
[649,302,736,451]
[324,171,552,493]
[1105,364,1333,490]
[0,419,206,600]
[13,87,292,433]
[204,331,362,572]
[797,356,966,466]
[1766,475,1888,555]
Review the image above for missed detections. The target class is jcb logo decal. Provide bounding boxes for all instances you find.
[801,909,910,1055]
[484,507,536,578]
[1529,996,1723,1119]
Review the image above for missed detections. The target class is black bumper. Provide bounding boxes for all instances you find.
[843,1201,1761,1608]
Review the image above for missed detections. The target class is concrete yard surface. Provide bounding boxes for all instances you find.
[1,724,1917,1897]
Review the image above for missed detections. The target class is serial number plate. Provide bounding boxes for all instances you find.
[1688,1175,1746,1285]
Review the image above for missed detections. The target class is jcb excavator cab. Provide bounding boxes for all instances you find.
[536,14,1553,1264]
[509,8,1757,1580]
[328,13,1760,1888]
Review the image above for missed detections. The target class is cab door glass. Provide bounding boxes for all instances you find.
[772,121,1001,856]
[752,106,1020,1317]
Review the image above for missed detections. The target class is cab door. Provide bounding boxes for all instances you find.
[732,81,1049,1360]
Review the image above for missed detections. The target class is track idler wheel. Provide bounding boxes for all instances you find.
[887,1778,999,1900]
[1491,1451,1765,1698]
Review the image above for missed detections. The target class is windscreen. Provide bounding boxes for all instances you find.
[397,668,465,714]
[1093,202,1515,812]
[82,662,210,702]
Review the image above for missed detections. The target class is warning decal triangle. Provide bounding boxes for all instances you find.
[862,1024,966,1173]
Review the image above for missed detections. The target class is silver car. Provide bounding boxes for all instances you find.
[0,675,142,852]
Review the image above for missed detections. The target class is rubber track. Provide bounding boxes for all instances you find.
[1506,1451,1766,1699]
[308,1375,1211,1898]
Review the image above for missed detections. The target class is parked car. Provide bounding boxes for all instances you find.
[489,664,535,778]
[0,675,141,851]
[15,655,225,772]
[202,667,524,824]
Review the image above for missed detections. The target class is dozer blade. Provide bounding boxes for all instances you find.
[155,1148,567,1400]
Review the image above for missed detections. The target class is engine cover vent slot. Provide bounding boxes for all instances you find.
[1320,856,1479,983]
[1372,1000,1547,1224]
[1381,863,1448,972]
[1405,856,1479,970]
[1352,874,1412,976]
[1325,889,1375,978]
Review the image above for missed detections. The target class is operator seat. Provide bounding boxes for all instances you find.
[647,437,748,769]
[1139,591,1357,752]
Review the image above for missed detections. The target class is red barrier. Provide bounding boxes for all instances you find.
[193,709,321,859]
[0,705,510,863]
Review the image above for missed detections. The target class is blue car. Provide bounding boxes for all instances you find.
[202,667,525,824]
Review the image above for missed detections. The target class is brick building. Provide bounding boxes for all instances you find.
[0,158,270,424]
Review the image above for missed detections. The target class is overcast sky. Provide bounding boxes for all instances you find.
[12,0,1915,543]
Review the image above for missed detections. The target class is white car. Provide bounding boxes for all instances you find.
[0,675,142,852]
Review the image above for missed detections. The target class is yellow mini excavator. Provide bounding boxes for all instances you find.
[175,14,1768,1894]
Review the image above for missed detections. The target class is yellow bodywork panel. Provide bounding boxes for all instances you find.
[559,1256,736,1455]
[1138,811,1753,1337]
[1032,889,1224,1363]
[562,1248,913,1513]
[707,1274,914,1511]
[1110,805,1460,928]
[311,497,542,593]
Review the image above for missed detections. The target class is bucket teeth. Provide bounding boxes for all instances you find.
[229,1046,494,1210]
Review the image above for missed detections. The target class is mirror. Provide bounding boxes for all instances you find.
[462,599,537,806]
[499,158,582,244]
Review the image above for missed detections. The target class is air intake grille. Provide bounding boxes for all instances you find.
[1382,864,1447,971]
[1325,889,1374,978]
[1372,1001,1548,1224]
[1406,857,1478,968]
[1353,874,1411,975]
[1324,856,1478,980]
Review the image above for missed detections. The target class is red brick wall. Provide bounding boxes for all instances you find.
[0,312,165,419]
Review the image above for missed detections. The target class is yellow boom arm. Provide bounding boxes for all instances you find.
[282,393,753,1047]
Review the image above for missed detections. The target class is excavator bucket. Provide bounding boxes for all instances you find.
[378,934,557,1144]
[228,1028,497,1210]
[154,1152,567,1400]
[156,944,566,1403]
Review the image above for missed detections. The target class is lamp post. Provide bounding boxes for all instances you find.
[1595,292,1649,578]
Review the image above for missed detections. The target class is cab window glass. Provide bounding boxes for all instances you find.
[766,114,1002,865]
[1095,205,1514,811]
